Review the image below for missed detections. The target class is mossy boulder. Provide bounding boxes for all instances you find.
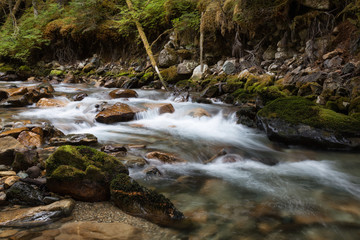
[49,70,64,76]
[111,173,190,228]
[257,97,360,150]
[160,66,187,84]
[46,145,128,201]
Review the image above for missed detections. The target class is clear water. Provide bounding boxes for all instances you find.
[1,82,360,239]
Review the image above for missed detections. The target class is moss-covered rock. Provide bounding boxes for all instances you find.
[160,66,187,84]
[257,97,360,150]
[111,173,191,228]
[46,145,128,201]
[49,69,64,76]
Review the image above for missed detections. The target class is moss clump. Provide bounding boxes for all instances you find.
[50,69,64,76]
[0,64,15,72]
[160,66,184,84]
[19,65,31,72]
[349,96,360,114]
[257,86,287,105]
[46,145,128,181]
[258,97,360,135]
[244,74,274,92]
[139,72,154,86]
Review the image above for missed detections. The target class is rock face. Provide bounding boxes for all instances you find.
[110,174,187,228]
[46,145,128,201]
[49,133,98,146]
[109,89,138,99]
[0,199,74,227]
[95,103,138,123]
[257,97,360,150]
[0,136,26,166]
[6,182,46,206]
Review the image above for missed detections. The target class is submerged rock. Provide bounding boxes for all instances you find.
[146,151,186,164]
[46,145,128,201]
[95,103,138,123]
[143,103,175,114]
[109,89,138,99]
[6,182,46,206]
[257,97,360,150]
[49,133,98,146]
[186,108,211,118]
[110,173,188,228]
[36,98,68,108]
[0,199,74,228]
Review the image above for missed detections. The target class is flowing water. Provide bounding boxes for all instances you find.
[1,81,360,239]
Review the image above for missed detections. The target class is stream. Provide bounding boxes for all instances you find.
[1,81,360,239]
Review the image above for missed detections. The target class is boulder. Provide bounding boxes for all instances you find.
[26,166,42,179]
[191,64,208,79]
[5,87,28,96]
[0,136,26,166]
[49,133,98,146]
[109,89,138,99]
[17,131,43,148]
[177,60,198,75]
[110,173,188,228]
[95,103,138,123]
[144,166,162,177]
[36,98,68,108]
[0,127,29,138]
[6,182,46,206]
[146,151,186,164]
[257,97,360,150]
[46,145,128,201]
[158,48,178,68]
[222,60,236,75]
[0,199,74,227]
[1,95,28,107]
[143,103,175,114]
[236,103,259,128]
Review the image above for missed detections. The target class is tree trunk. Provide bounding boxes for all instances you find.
[200,12,204,73]
[125,0,169,91]
[32,0,38,17]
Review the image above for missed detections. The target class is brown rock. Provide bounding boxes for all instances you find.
[0,171,16,177]
[0,127,29,138]
[95,103,138,123]
[36,98,68,108]
[17,131,43,148]
[0,136,26,166]
[4,176,20,188]
[31,127,44,137]
[109,89,138,98]
[5,87,28,96]
[0,89,8,101]
[187,108,211,118]
[143,103,175,114]
[12,149,39,172]
[145,151,186,164]
[0,192,7,205]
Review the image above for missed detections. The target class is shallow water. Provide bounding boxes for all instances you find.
[1,82,360,239]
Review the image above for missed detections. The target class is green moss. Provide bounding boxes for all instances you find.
[19,65,31,72]
[0,64,15,72]
[139,72,154,85]
[349,96,360,114]
[258,97,360,135]
[51,165,85,180]
[257,86,287,104]
[50,69,64,76]
[244,74,273,92]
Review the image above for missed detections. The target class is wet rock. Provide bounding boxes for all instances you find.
[186,108,211,118]
[73,93,88,101]
[143,103,175,114]
[0,89,9,101]
[95,103,138,123]
[0,127,28,138]
[146,151,186,164]
[0,171,16,177]
[111,173,188,228]
[5,87,28,96]
[3,176,20,188]
[0,136,26,166]
[236,103,258,128]
[36,98,68,108]
[2,95,28,107]
[104,76,130,88]
[32,221,146,240]
[123,155,147,168]
[17,131,43,148]
[0,199,75,227]
[257,97,360,150]
[46,145,128,201]
[109,89,138,98]
[26,166,42,179]
[101,144,127,153]
[177,60,198,75]
[204,149,227,164]
[0,191,6,205]
[6,182,46,206]
[144,166,162,177]
[195,97,212,104]
[49,133,98,146]
[21,177,46,187]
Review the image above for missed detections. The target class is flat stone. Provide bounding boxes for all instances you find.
[145,151,186,164]
[0,171,16,177]
[17,131,43,148]
[49,133,98,146]
[0,199,75,227]
[95,103,138,124]
[36,98,68,108]
[5,87,28,96]
[143,103,175,114]
[0,127,29,138]
[4,176,20,188]
[109,89,138,99]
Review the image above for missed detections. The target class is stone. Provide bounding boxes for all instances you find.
[73,93,88,101]
[17,131,43,148]
[32,221,146,240]
[95,103,138,124]
[46,145,128,201]
[109,89,138,98]
[5,87,28,96]
[26,166,42,179]
[4,176,20,188]
[158,48,178,67]
[144,166,162,177]
[263,46,276,60]
[298,0,330,10]
[101,144,127,153]
[222,60,236,75]
[0,171,16,177]
[0,89,8,101]
[63,73,76,83]
[0,199,75,227]
[2,95,28,107]
[49,133,98,146]
[322,49,343,60]
[236,103,258,128]
[191,64,209,79]
[186,108,211,118]
[146,151,186,164]
[6,182,46,206]
[324,56,343,69]
[0,127,29,138]
[36,98,68,108]
[143,103,175,114]
[342,63,355,75]
[0,191,7,205]
[0,136,26,166]
[104,76,129,88]
[111,174,189,228]
[177,60,198,75]
[12,149,39,172]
